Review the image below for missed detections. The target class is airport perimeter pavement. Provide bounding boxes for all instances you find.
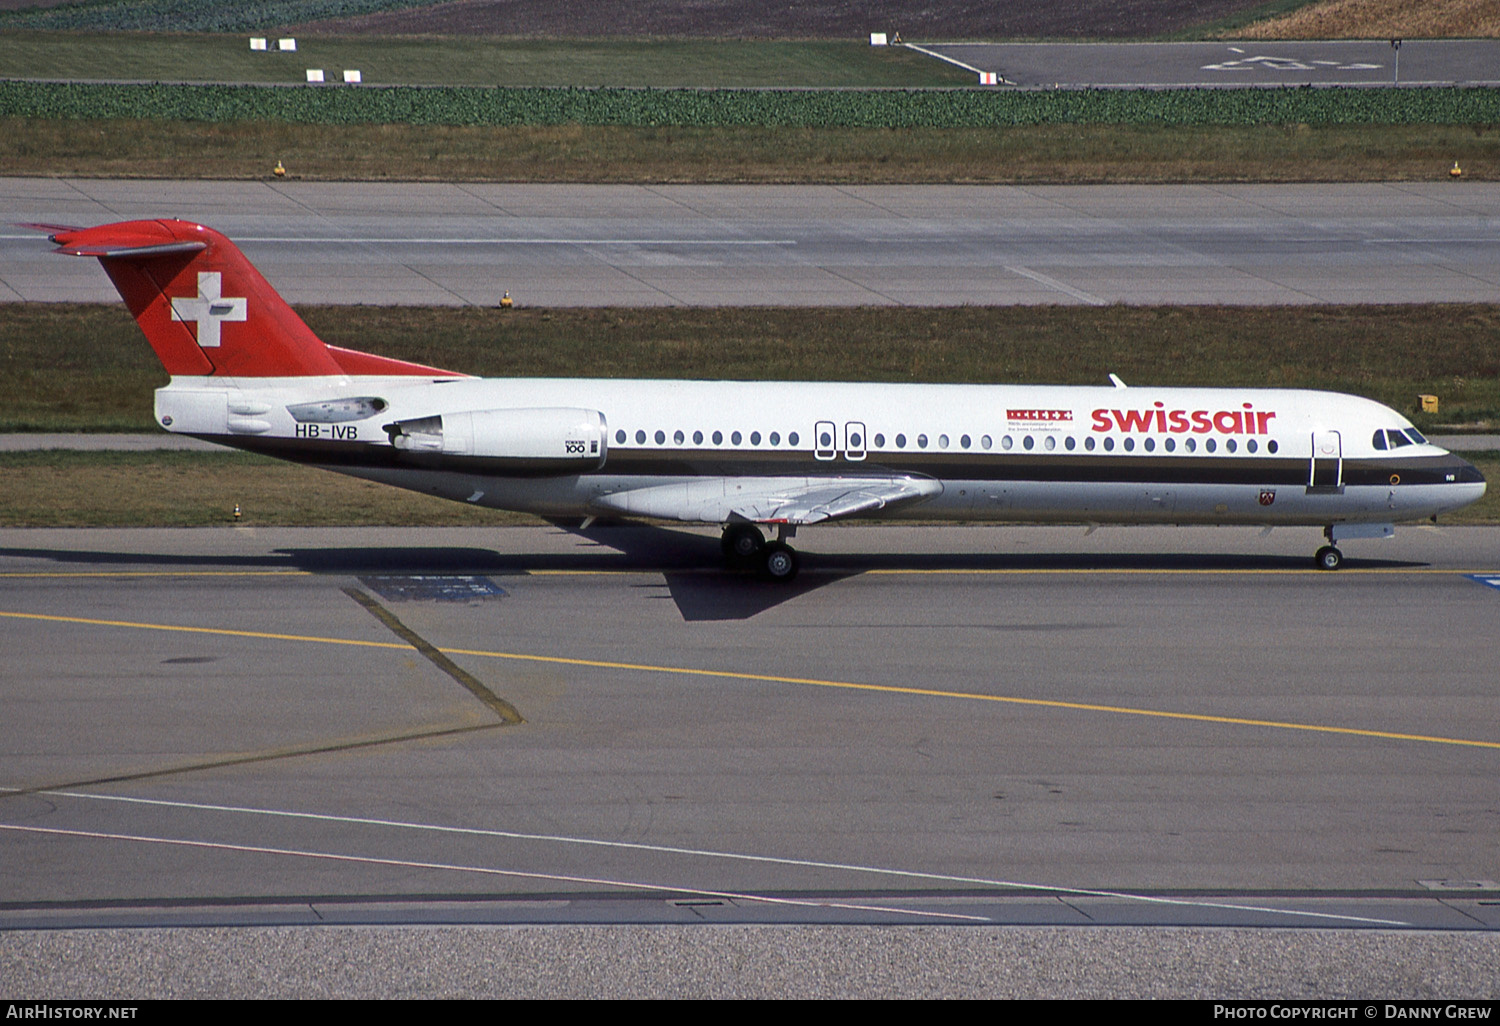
[5,179,1500,307]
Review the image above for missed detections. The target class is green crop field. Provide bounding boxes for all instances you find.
[6,79,1500,127]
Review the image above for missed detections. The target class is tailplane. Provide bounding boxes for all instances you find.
[39,220,459,379]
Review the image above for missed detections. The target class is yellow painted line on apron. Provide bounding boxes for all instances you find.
[3,609,1496,751]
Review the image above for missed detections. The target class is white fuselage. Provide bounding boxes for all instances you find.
[155,376,1486,528]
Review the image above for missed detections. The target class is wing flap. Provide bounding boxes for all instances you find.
[593,475,942,524]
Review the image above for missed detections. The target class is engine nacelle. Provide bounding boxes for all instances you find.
[386,407,608,474]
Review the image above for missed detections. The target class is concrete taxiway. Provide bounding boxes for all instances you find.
[5,523,1498,995]
[5,179,1500,307]
[917,39,1500,88]
[3,524,1498,912]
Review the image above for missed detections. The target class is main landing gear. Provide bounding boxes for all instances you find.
[721,523,800,581]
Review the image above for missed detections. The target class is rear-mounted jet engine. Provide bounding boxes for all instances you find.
[384,407,608,474]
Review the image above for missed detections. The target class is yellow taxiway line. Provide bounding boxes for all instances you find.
[2,607,1496,751]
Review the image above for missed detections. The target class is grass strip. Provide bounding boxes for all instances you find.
[4,119,1497,183]
[4,304,1498,433]
[0,450,538,527]
[6,81,1500,127]
[0,34,968,88]
[2,449,1495,526]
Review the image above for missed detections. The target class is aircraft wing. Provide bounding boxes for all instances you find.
[591,475,943,525]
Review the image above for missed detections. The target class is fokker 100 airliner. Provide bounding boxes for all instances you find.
[31,219,1486,580]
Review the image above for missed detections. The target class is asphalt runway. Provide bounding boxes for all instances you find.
[5,178,1500,307]
[916,39,1500,88]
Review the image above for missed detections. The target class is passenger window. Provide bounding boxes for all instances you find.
[693,430,704,445]
[1103,437,1115,452]
[1227,439,1237,453]
[1205,439,1216,453]
[1065,436,1076,451]
[750,431,761,445]
[789,432,799,446]
[873,433,883,448]
[895,433,906,448]
[1143,438,1154,452]
[981,435,992,450]
[731,431,742,445]
[635,429,647,444]
[655,430,666,445]
[1247,439,1257,453]
[674,429,684,445]
[1185,438,1196,452]
[1001,435,1013,451]
[961,434,971,449]
[938,434,950,448]
[917,434,928,448]
[1268,440,1278,454]
[1044,436,1056,451]
[712,430,723,445]
[616,429,626,444]
[1084,436,1095,451]
[770,431,781,446]
[1164,438,1175,452]
[1123,438,1134,452]
[1023,435,1034,451]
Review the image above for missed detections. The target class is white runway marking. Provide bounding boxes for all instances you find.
[12,789,1409,927]
[1004,265,1106,306]
[0,822,987,923]
[900,42,1003,82]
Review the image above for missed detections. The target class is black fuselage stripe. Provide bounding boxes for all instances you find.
[204,436,1482,488]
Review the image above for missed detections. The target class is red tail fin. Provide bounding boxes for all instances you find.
[45,220,459,378]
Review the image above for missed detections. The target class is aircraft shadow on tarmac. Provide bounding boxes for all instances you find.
[0,525,1430,623]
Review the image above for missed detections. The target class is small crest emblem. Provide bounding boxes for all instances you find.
[1258,489,1276,506]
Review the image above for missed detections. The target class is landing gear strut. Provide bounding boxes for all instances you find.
[721,523,765,563]
[721,523,800,581]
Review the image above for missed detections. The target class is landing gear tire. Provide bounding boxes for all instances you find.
[1315,545,1344,571]
[721,524,765,565]
[758,541,800,582]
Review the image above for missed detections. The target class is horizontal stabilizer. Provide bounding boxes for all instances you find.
[55,240,208,259]
[14,221,83,235]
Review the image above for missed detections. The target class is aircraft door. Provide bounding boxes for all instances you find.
[1307,430,1344,494]
[844,421,867,461]
[814,420,837,461]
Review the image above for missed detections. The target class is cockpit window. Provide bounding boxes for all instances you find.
[1405,428,1427,445]
[1386,429,1412,449]
[1372,430,1387,451]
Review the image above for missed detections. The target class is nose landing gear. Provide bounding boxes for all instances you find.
[1314,545,1343,571]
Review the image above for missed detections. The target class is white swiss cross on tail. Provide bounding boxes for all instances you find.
[170,271,247,348]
